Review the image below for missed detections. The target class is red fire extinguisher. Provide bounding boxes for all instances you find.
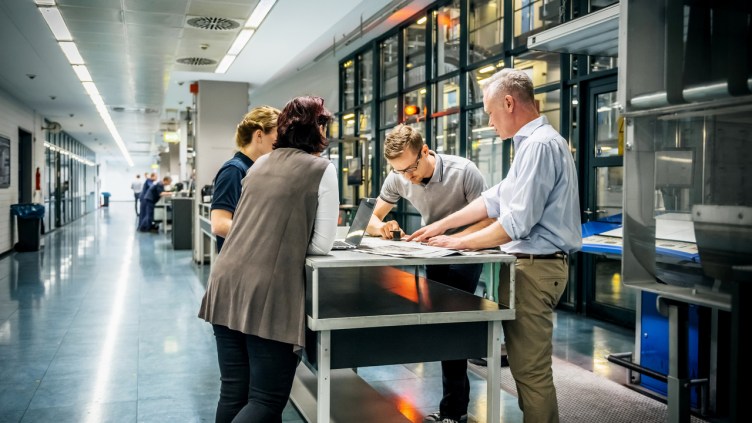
[35,167,41,191]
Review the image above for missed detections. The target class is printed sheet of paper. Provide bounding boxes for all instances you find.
[355,237,457,258]
[354,237,504,258]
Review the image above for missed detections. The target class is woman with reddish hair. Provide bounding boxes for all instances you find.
[199,96,338,423]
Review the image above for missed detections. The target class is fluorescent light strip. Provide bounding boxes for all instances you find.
[39,6,72,40]
[216,0,276,73]
[246,0,276,28]
[44,142,96,166]
[227,29,255,55]
[215,55,236,74]
[72,65,92,82]
[59,41,84,64]
[37,5,133,167]
[82,81,99,97]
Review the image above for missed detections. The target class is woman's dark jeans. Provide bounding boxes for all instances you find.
[212,324,300,423]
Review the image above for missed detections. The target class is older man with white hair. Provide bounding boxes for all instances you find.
[409,68,581,423]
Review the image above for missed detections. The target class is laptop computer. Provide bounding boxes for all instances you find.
[331,198,376,250]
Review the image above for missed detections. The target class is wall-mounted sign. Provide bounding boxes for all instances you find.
[0,137,10,188]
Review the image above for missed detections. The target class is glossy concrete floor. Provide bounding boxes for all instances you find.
[0,203,636,422]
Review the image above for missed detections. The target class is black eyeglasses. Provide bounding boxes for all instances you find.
[392,151,422,175]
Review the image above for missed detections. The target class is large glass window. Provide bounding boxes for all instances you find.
[469,0,504,65]
[433,114,461,155]
[513,51,561,86]
[342,112,356,137]
[433,0,461,78]
[380,35,399,96]
[359,107,372,133]
[359,51,373,104]
[591,0,619,11]
[342,59,355,109]
[513,0,561,47]
[467,61,504,104]
[433,76,461,114]
[590,56,617,73]
[594,91,620,157]
[468,108,506,185]
[404,20,427,88]
[381,97,399,127]
[535,89,561,131]
[403,88,427,126]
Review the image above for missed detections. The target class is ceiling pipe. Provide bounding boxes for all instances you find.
[312,0,414,63]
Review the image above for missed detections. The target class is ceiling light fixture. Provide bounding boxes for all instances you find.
[59,41,84,64]
[216,0,277,74]
[215,55,236,74]
[38,6,72,40]
[246,0,276,28]
[417,16,427,25]
[72,65,92,82]
[227,29,255,55]
[36,3,133,166]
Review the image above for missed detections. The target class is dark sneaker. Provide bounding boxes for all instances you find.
[423,412,467,423]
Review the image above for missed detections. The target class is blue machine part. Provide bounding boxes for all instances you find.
[640,291,702,408]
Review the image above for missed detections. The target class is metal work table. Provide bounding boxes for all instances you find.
[195,203,216,264]
[292,246,516,423]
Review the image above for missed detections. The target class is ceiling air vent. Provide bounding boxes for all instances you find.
[187,16,240,31]
[176,57,217,66]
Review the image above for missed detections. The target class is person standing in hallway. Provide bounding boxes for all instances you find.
[138,172,157,221]
[210,106,280,253]
[409,68,582,423]
[138,175,172,232]
[131,174,144,216]
[365,124,488,423]
[198,96,338,423]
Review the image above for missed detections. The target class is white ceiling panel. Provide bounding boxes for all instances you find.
[57,0,122,9]
[124,0,190,15]
[187,1,256,19]
[123,11,185,27]
[59,6,123,23]
[64,19,125,35]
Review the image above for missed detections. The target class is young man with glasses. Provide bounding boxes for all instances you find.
[365,124,489,423]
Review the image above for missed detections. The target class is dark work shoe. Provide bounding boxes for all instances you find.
[423,412,467,423]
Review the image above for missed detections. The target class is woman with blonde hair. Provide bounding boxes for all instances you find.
[210,105,280,252]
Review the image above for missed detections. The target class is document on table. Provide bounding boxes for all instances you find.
[355,237,503,258]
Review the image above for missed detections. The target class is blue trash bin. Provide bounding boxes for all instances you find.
[102,192,111,207]
[10,203,45,252]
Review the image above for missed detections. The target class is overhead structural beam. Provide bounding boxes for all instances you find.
[527,3,620,57]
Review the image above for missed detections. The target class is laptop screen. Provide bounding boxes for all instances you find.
[343,198,376,246]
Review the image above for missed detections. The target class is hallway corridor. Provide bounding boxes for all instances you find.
[1,204,649,422]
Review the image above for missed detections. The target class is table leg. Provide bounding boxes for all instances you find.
[209,235,217,265]
[317,330,331,423]
[487,320,502,423]
[663,299,690,423]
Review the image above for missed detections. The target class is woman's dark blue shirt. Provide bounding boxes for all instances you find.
[211,152,254,252]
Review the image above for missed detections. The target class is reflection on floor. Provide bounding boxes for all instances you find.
[1,204,647,422]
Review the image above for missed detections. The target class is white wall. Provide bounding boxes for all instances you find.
[100,161,150,203]
[0,87,47,254]
[249,55,340,114]
[194,80,249,190]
